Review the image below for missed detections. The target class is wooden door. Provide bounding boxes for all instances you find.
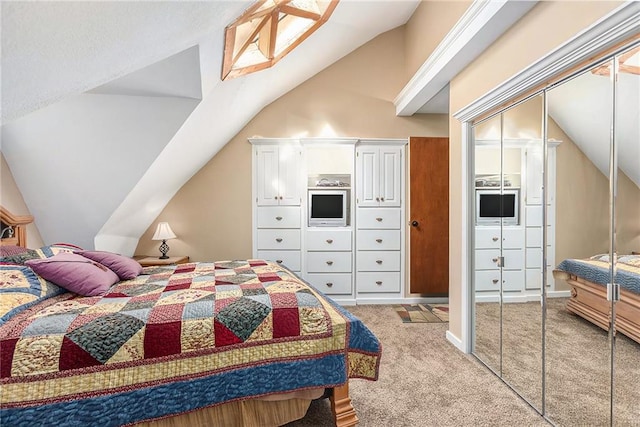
[409,137,449,295]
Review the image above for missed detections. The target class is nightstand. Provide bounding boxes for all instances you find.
[137,256,190,267]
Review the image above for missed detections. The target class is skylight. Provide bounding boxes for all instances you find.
[222,0,339,80]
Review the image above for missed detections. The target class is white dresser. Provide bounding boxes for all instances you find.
[251,138,407,305]
[256,206,302,273]
[474,227,525,295]
[305,228,353,295]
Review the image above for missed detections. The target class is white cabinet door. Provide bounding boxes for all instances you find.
[525,145,543,205]
[256,145,300,206]
[356,148,379,207]
[379,147,401,207]
[278,145,301,206]
[356,146,401,207]
[256,146,280,206]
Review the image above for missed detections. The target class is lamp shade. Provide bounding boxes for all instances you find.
[152,222,177,241]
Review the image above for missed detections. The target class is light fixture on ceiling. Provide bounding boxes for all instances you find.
[222,0,340,80]
[591,46,640,76]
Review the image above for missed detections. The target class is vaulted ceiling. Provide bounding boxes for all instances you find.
[1,1,422,252]
[3,1,628,255]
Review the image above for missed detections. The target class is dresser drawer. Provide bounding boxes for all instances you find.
[256,229,301,250]
[357,208,401,229]
[307,252,352,273]
[356,272,401,293]
[475,227,524,249]
[257,206,301,228]
[356,250,400,272]
[305,273,352,295]
[306,229,352,251]
[475,270,524,292]
[356,230,400,250]
[475,248,524,270]
[257,250,301,271]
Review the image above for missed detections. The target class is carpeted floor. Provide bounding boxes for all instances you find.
[475,298,640,427]
[286,305,548,427]
[393,303,449,323]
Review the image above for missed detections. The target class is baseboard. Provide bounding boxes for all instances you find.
[330,298,357,306]
[353,297,448,305]
[446,330,467,353]
[547,290,571,298]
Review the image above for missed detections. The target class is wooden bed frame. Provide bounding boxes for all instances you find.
[0,205,360,426]
[564,273,640,345]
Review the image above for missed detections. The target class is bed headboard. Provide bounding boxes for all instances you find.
[0,206,34,248]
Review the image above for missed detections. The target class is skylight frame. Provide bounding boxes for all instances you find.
[222,0,340,80]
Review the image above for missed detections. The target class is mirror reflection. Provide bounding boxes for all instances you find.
[546,59,614,426]
[473,114,503,375]
[471,41,640,426]
[612,44,640,426]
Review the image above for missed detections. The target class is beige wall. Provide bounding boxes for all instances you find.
[0,152,44,248]
[404,0,472,79]
[448,1,622,339]
[136,27,449,260]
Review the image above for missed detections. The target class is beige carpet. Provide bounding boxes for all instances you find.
[475,298,640,427]
[286,305,548,427]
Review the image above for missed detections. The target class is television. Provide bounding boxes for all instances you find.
[475,189,519,226]
[308,190,348,227]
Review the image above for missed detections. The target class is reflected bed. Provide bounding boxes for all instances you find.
[554,254,640,345]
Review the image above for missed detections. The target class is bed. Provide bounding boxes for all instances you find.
[553,254,640,345]
[0,207,381,427]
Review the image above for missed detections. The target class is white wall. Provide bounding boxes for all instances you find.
[1,93,199,249]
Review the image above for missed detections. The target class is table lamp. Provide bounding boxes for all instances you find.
[152,222,177,259]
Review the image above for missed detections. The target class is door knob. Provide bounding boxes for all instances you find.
[411,220,419,227]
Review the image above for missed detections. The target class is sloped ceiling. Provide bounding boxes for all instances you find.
[548,57,640,188]
[0,0,421,254]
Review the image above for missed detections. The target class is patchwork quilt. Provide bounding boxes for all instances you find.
[0,260,381,426]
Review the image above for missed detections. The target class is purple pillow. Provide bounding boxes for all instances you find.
[25,252,118,296]
[77,250,142,280]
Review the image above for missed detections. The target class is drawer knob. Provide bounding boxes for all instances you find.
[376,260,383,264]
[376,281,383,285]
[492,237,499,242]
[276,238,283,243]
[376,239,383,243]
[326,261,334,266]
[276,216,283,221]
[276,260,283,264]
[326,282,333,287]
[492,279,499,284]
[326,239,333,244]
[376,217,383,222]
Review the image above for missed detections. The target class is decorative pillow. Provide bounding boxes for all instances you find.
[0,263,65,325]
[76,250,142,280]
[35,243,83,259]
[25,253,118,296]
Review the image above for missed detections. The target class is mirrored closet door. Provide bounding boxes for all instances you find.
[471,40,640,426]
